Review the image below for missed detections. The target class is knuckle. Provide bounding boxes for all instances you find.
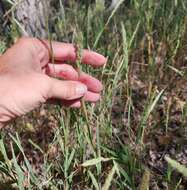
[16,37,36,51]
[17,37,40,48]
[17,37,32,45]
[16,37,47,60]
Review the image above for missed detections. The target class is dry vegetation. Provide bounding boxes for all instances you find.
[0,0,187,189]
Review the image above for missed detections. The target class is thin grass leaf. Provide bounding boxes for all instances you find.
[144,89,165,121]
[13,18,28,36]
[10,133,41,189]
[81,157,111,167]
[28,139,44,154]
[88,170,100,190]
[102,166,116,190]
[4,0,15,5]
[0,139,10,165]
[140,168,150,190]
[165,156,187,177]
[0,41,6,54]
[167,65,184,76]
[59,0,66,21]
[113,161,131,184]
[0,161,14,180]
[66,149,75,171]
[96,118,102,175]
[101,145,117,157]
[11,143,25,190]
[94,0,125,48]
[106,0,125,26]
[129,21,140,48]
[113,161,120,177]
[0,138,14,181]
[138,89,164,143]
[174,178,182,190]
[121,22,128,60]
[112,23,129,88]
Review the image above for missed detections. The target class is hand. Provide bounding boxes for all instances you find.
[0,37,106,127]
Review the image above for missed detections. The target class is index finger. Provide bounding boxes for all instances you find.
[43,40,107,67]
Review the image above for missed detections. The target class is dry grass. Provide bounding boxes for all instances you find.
[0,0,187,189]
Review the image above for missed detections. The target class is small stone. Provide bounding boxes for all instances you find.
[169,148,175,155]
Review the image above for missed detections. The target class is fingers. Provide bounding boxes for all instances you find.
[47,98,81,108]
[61,91,100,108]
[79,72,103,93]
[84,91,100,102]
[42,40,107,67]
[45,64,103,93]
[48,91,100,108]
[48,79,87,100]
[46,64,78,80]
[61,100,81,108]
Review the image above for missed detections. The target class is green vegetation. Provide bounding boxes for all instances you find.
[0,0,187,189]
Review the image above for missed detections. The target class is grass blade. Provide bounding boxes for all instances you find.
[140,168,150,190]
[82,157,111,167]
[165,156,187,177]
[10,133,41,189]
[11,143,25,190]
[94,0,125,48]
[102,166,116,190]
[138,89,164,143]
[88,170,100,190]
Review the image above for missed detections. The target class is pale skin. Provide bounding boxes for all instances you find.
[0,37,107,128]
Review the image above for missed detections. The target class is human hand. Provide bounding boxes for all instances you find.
[0,37,106,127]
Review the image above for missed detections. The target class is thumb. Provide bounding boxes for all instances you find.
[48,78,87,100]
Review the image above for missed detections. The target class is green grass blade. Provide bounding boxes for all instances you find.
[138,89,164,143]
[165,156,187,177]
[101,166,116,190]
[94,0,125,48]
[88,170,100,190]
[140,168,150,190]
[66,149,75,172]
[82,157,111,167]
[10,133,41,189]
[11,143,25,190]
[129,21,140,49]
[28,139,44,154]
[0,139,10,165]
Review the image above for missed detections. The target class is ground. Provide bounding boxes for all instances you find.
[0,0,187,189]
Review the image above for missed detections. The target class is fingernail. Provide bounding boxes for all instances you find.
[76,84,87,95]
